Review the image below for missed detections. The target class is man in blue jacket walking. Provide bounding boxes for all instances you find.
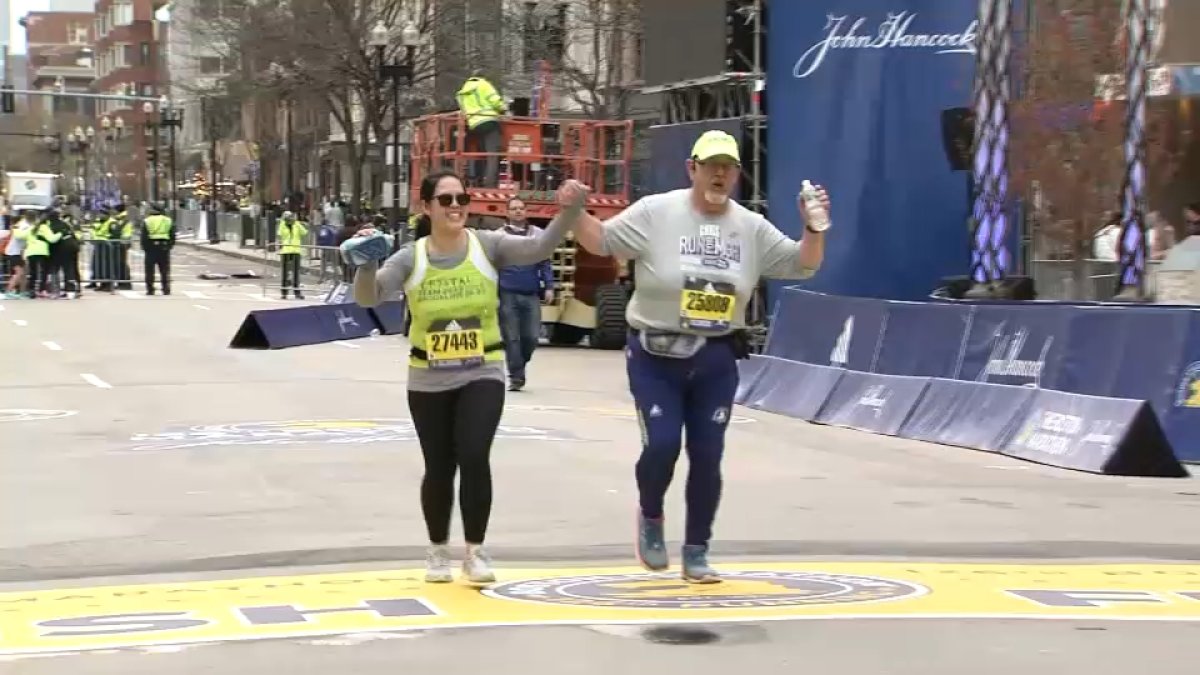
[498,197,555,391]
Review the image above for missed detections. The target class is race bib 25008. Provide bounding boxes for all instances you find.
[679,278,737,332]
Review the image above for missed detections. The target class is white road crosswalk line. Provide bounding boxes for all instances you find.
[80,373,113,389]
[334,341,361,349]
[118,290,144,299]
[193,304,211,311]
[183,291,210,299]
[42,341,63,351]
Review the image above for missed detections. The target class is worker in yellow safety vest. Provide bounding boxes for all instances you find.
[141,205,176,295]
[276,210,308,300]
[456,73,506,188]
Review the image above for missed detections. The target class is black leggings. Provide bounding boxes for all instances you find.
[407,379,505,544]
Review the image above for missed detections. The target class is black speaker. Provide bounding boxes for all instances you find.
[936,276,973,299]
[941,107,975,171]
[510,97,531,117]
[994,276,1036,301]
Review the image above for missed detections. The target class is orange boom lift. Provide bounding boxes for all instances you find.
[408,102,634,349]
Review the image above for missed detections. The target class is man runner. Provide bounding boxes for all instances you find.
[571,130,830,583]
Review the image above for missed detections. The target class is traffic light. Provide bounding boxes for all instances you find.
[1,86,14,114]
[148,147,158,162]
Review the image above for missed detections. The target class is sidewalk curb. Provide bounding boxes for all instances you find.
[176,239,267,266]
[177,238,331,281]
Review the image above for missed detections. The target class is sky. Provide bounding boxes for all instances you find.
[9,0,50,55]
[7,1,170,54]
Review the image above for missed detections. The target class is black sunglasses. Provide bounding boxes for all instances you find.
[434,193,471,207]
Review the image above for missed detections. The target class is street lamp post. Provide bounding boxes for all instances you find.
[143,101,160,204]
[101,115,126,208]
[369,22,419,236]
[157,96,184,217]
[67,125,96,207]
[268,62,296,212]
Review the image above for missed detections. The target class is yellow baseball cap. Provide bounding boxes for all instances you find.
[691,130,741,163]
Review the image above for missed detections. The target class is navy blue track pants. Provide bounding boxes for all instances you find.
[626,332,740,547]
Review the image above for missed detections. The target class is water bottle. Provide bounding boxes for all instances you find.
[800,180,830,232]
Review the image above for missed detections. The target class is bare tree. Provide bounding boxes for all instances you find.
[516,0,642,119]
[178,0,440,211]
[1009,0,1188,297]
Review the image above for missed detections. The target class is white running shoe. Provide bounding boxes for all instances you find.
[462,545,496,584]
[425,544,453,583]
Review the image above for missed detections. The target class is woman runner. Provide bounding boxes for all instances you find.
[350,170,587,584]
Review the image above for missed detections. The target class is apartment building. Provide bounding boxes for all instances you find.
[92,0,168,199]
[20,11,96,119]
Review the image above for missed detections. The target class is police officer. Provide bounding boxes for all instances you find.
[110,206,134,290]
[87,208,111,291]
[47,208,81,298]
[571,130,831,583]
[142,204,175,295]
[277,210,308,300]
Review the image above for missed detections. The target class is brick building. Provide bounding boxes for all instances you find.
[20,11,96,119]
[92,0,168,200]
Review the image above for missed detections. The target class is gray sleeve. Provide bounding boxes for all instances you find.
[376,244,415,295]
[484,208,575,267]
[599,199,651,259]
[353,244,413,307]
[756,216,817,280]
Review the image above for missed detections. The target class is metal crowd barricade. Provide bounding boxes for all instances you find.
[80,238,138,290]
[258,243,344,298]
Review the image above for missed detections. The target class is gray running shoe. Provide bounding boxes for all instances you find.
[463,546,496,584]
[636,512,669,571]
[681,544,721,584]
[425,544,453,583]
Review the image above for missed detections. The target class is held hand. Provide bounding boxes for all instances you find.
[355,228,378,238]
[556,180,589,210]
[543,289,554,304]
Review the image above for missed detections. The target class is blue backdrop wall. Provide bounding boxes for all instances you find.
[767,2,978,300]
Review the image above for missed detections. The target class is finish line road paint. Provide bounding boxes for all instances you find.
[1,562,1198,656]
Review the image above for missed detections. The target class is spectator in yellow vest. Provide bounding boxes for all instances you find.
[277,210,309,299]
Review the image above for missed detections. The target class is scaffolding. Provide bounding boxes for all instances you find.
[639,0,767,215]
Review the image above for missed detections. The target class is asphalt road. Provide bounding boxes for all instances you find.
[1,245,1197,672]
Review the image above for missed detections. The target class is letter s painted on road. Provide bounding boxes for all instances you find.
[38,612,210,636]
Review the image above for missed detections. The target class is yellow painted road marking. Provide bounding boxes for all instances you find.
[1,562,1199,656]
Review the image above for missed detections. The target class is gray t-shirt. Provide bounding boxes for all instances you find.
[356,213,572,392]
[599,189,817,335]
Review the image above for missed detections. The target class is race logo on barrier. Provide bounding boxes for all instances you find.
[975,327,1053,388]
[1173,361,1200,408]
[485,571,926,609]
[0,409,77,423]
[130,419,583,451]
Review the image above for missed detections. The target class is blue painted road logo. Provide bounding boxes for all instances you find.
[130,419,584,451]
[486,571,927,609]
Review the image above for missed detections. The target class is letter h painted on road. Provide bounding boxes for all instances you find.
[238,599,437,625]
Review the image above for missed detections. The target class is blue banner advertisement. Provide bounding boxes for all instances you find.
[815,370,931,436]
[900,378,1035,452]
[767,0,976,301]
[874,301,973,377]
[765,289,886,370]
[763,289,1200,462]
[957,304,1070,389]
